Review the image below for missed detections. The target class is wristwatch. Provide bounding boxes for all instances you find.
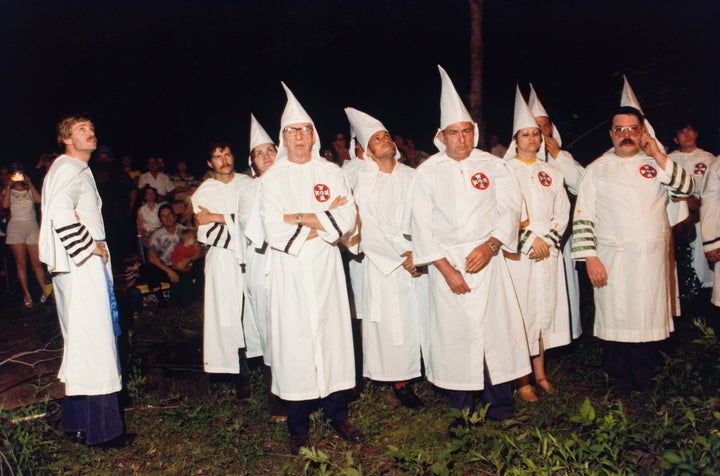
[488,241,500,255]
[296,213,303,225]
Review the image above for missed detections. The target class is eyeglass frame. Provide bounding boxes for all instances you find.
[282,125,314,135]
[610,125,643,137]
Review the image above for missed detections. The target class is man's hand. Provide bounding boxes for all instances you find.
[195,205,221,226]
[329,195,348,210]
[434,258,471,294]
[528,236,551,261]
[166,269,180,283]
[585,256,608,288]
[400,251,421,277]
[464,243,493,274]
[640,133,668,170]
[92,241,108,264]
[705,249,720,265]
[544,136,561,159]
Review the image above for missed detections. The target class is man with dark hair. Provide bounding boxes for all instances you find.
[411,66,529,429]
[572,106,694,395]
[138,156,174,202]
[192,142,258,398]
[146,203,202,306]
[39,114,132,448]
[668,121,717,298]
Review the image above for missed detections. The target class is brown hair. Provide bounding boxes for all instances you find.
[56,114,93,147]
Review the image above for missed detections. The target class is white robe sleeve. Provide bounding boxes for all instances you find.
[491,162,523,252]
[315,172,357,245]
[40,162,96,269]
[701,160,720,253]
[260,175,311,257]
[521,179,571,255]
[410,169,445,266]
[658,158,694,198]
[549,150,584,195]
[572,167,597,261]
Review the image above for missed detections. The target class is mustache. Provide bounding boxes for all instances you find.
[620,138,635,146]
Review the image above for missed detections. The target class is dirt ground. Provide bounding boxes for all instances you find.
[0,285,209,412]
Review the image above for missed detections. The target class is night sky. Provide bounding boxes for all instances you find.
[2,0,718,174]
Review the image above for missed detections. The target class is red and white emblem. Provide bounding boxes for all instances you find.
[537,171,553,187]
[313,183,330,202]
[639,164,657,178]
[470,172,490,190]
[694,162,707,175]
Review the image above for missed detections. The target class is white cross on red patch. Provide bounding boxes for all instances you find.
[639,164,657,178]
[694,162,707,175]
[470,172,490,190]
[314,183,330,202]
[537,171,552,187]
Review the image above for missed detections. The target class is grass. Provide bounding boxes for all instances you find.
[1,295,719,475]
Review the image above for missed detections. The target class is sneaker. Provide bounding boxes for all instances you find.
[394,384,424,408]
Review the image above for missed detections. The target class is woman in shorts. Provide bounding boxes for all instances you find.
[1,170,48,308]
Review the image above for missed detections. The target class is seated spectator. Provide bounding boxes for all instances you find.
[121,155,141,184]
[170,160,199,218]
[138,156,174,202]
[145,204,203,307]
[137,186,165,246]
[169,228,203,307]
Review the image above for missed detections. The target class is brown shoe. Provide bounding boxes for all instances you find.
[333,421,364,442]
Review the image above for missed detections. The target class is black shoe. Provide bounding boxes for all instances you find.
[64,431,86,445]
[394,384,424,409]
[333,421,364,442]
[289,435,309,455]
[89,432,136,449]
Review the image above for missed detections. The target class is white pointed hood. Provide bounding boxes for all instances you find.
[278,81,321,159]
[528,83,562,147]
[620,75,665,152]
[434,64,478,152]
[344,107,400,161]
[504,85,544,160]
[248,113,275,176]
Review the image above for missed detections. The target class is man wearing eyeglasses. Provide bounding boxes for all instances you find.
[254,83,361,454]
[192,142,258,398]
[572,106,694,396]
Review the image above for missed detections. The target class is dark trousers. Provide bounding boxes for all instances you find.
[144,262,202,307]
[447,364,514,421]
[601,340,661,394]
[62,393,124,445]
[285,391,347,436]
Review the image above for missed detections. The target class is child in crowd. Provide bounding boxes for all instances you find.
[118,253,143,319]
[169,228,202,307]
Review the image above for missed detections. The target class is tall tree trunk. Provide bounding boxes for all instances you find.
[468,0,484,148]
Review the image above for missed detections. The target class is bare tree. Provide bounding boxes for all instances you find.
[468,0,485,149]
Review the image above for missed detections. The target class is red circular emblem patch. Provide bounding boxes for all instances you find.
[639,164,657,178]
[313,183,331,202]
[694,162,707,175]
[537,171,553,187]
[470,172,490,190]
